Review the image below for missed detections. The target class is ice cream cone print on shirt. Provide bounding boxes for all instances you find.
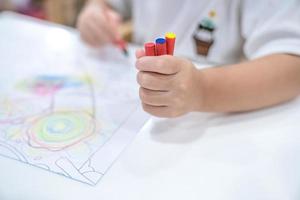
[193,10,216,56]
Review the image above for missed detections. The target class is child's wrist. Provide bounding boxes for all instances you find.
[191,68,211,112]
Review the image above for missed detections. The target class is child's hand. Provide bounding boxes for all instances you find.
[135,50,206,118]
[77,1,121,47]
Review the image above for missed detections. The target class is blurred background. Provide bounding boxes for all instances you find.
[0,0,86,26]
[0,0,132,40]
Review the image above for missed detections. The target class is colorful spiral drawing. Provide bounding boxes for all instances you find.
[0,97,50,123]
[27,111,95,151]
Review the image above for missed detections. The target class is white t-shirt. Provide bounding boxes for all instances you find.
[108,0,300,64]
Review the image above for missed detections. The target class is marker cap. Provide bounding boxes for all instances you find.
[155,38,167,56]
[144,42,156,56]
[165,32,176,55]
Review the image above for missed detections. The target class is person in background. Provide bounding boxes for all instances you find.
[77,0,300,118]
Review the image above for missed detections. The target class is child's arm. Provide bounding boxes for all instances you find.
[197,54,300,112]
[135,51,300,118]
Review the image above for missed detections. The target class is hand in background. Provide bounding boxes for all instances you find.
[77,1,121,47]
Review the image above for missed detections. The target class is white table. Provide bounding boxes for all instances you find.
[1,12,300,200]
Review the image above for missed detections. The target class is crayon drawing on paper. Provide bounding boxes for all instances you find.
[0,14,148,185]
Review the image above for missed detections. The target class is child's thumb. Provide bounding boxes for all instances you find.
[135,49,146,59]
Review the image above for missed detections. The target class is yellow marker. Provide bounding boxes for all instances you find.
[165,32,176,55]
[165,32,176,39]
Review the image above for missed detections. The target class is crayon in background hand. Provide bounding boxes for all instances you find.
[114,39,129,56]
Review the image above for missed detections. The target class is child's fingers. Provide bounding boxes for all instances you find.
[136,56,181,75]
[85,20,111,45]
[105,9,122,39]
[139,87,170,106]
[91,12,118,42]
[80,22,103,47]
[135,49,145,59]
[137,71,174,91]
[106,9,121,24]
[141,103,176,118]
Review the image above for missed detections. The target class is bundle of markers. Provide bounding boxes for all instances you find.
[144,32,176,56]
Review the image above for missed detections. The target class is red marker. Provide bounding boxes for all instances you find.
[144,42,156,56]
[155,38,167,56]
[165,32,176,55]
